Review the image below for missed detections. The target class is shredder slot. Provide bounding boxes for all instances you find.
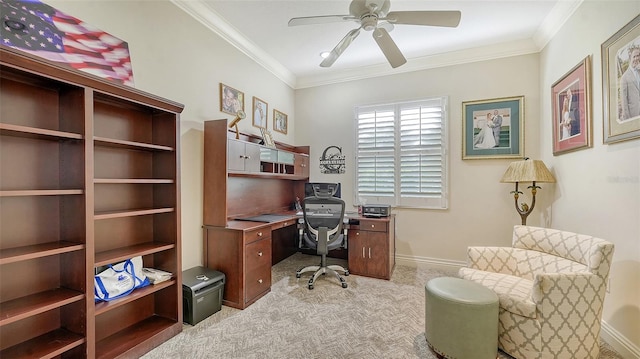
[194,280,223,295]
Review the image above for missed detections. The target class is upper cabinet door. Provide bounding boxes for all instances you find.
[228,139,261,172]
[294,153,309,178]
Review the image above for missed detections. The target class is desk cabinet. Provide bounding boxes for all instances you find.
[347,217,395,280]
[294,153,309,178]
[203,225,272,310]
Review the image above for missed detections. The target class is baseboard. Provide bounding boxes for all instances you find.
[395,253,465,276]
[396,254,640,359]
[600,320,640,359]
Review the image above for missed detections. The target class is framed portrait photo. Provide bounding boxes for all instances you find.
[252,96,268,129]
[219,83,244,116]
[551,56,592,155]
[602,14,640,144]
[462,96,524,160]
[273,109,288,134]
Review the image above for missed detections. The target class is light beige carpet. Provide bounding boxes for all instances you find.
[143,253,623,359]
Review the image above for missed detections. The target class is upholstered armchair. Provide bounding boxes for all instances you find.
[459,225,615,359]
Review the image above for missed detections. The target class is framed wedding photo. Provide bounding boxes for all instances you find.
[462,96,524,160]
[252,96,268,129]
[273,109,288,134]
[551,56,592,155]
[602,14,640,144]
[220,83,244,116]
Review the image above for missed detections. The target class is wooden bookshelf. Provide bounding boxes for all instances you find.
[0,46,183,358]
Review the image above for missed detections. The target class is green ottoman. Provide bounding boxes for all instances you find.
[425,277,499,359]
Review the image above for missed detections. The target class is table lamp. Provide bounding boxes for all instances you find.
[228,110,246,139]
[500,158,556,225]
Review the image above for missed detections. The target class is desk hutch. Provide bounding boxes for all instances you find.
[0,47,183,358]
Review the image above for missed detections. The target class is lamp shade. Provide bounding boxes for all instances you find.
[500,159,556,183]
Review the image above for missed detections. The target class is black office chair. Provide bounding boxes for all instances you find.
[296,187,349,290]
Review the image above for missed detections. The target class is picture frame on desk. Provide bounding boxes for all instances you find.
[261,128,276,149]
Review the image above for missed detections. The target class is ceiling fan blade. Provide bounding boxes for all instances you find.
[372,28,406,68]
[320,28,361,67]
[288,15,355,27]
[384,10,461,27]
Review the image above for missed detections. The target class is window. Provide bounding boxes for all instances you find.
[355,97,448,209]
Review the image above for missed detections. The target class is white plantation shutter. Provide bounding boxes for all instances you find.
[355,98,448,209]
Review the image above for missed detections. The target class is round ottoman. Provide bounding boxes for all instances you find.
[425,277,499,359]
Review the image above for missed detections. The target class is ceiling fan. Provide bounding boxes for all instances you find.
[288,0,461,69]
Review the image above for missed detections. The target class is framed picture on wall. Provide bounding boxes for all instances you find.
[219,83,244,116]
[551,56,592,155]
[602,14,640,144]
[273,109,288,134]
[252,96,268,129]
[462,96,524,160]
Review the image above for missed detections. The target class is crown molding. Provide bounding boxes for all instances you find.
[295,39,540,89]
[172,0,582,90]
[533,0,583,49]
[170,0,297,88]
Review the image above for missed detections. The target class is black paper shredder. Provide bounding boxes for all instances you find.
[182,266,225,325]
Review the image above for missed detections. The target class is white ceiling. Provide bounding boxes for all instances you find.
[171,0,582,89]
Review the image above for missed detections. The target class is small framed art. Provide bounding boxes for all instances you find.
[462,96,524,160]
[260,128,276,149]
[273,109,288,134]
[551,56,592,155]
[220,83,244,116]
[252,96,268,129]
[602,14,640,143]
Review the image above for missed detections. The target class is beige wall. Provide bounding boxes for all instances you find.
[295,54,542,262]
[539,1,640,354]
[45,0,639,356]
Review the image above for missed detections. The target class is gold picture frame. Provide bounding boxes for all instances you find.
[601,14,640,144]
[273,109,288,134]
[252,96,268,129]
[220,83,244,116]
[260,128,276,149]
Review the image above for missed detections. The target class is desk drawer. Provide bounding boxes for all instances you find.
[271,219,297,230]
[245,227,270,244]
[245,262,271,302]
[357,220,388,232]
[245,237,271,273]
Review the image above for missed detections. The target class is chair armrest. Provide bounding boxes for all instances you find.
[532,272,607,319]
[466,246,519,274]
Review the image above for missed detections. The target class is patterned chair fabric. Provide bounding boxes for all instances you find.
[458,225,615,359]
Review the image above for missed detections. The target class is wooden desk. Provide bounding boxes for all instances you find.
[203,213,395,310]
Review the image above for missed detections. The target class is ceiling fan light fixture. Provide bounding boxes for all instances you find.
[361,14,378,31]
